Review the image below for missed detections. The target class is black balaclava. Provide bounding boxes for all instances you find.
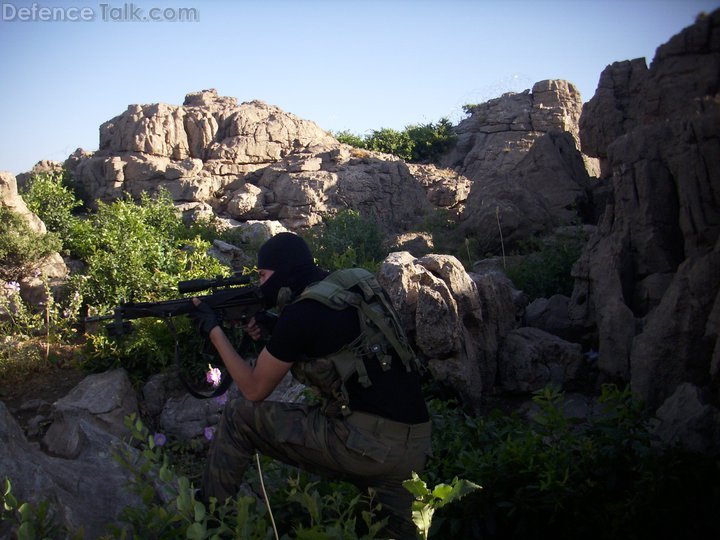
[257,232,325,308]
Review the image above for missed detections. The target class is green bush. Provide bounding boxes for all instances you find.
[506,228,587,300]
[335,130,368,148]
[424,385,720,539]
[20,171,82,247]
[0,206,61,282]
[365,127,414,160]
[406,118,456,163]
[67,191,231,381]
[70,190,227,313]
[303,210,385,272]
[335,119,457,164]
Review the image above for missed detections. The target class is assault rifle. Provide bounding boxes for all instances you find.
[85,273,273,399]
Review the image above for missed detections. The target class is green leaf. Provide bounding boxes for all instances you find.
[193,501,206,523]
[402,472,429,498]
[185,521,206,539]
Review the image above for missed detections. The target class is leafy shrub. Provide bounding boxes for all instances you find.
[70,190,227,313]
[424,385,720,539]
[335,130,368,148]
[0,206,61,282]
[506,228,588,300]
[112,414,393,539]
[335,119,457,164]
[365,127,414,160]
[20,171,82,247]
[68,191,231,381]
[303,210,385,271]
[405,118,456,163]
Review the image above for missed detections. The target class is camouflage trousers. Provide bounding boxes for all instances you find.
[202,398,432,539]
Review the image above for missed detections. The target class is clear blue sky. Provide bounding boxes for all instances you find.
[1,0,717,175]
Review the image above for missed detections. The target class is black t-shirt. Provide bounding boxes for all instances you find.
[266,298,429,424]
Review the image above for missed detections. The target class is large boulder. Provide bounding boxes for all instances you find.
[0,170,46,234]
[443,80,601,253]
[569,10,720,411]
[67,89,339,207]
[497,327,584,394]
[0,170,69,306]
[0,394,141,537]
[377,252,518,410]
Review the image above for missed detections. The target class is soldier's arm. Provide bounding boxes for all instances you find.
[208,326,291,401]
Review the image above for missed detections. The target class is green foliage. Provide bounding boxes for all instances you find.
[335,119,457,164]
[71,190,228,313]
[403,473,480,540]
[405,119,456,163]
[303,210,385,272]
[64,190,230,380]
[0,206,62,282]
[461,103,479,116]
[0,273,83,383]
[335,130,368,148]
[365,127,414,160]
[113,414,393,539]
[1,477,82,540]
[20,170,82,247]
[505,227,588,300]
[81,317,188,380]
[423,385,720,539]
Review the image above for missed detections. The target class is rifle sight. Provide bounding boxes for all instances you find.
[177,273,252,294]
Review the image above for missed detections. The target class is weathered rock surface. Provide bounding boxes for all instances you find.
[65,91,472,235]
[570,10,720,415]
[67,89,339,208]
[0,170,46,234]
[498,327,584,393]
[0,170,69,305]
[443,80,602,252]
[378,252,523,409]
[0,380,141,538]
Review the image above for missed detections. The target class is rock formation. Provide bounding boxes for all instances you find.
[570,11,720,418]
[443,80,603,252]
[65,82,598,244]
[0,171,69,306]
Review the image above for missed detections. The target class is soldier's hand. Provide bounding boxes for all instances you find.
[190,298,220,336]
[246,316,263,341]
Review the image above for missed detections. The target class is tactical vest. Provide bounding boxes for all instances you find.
[286,268,419,417]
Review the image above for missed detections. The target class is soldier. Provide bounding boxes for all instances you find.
[190,232,431,538]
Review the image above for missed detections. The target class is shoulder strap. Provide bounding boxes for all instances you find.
[296,268,372,309]
[298,268,419,372]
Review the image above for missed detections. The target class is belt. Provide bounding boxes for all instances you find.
[346,410,431,441]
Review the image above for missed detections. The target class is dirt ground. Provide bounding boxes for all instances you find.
[0,363,87,435]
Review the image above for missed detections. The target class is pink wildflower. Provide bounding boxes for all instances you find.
[206,365,222,388]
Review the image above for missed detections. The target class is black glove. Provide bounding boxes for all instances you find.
[190,300,220,336]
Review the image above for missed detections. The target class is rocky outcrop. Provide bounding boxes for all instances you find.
[378,252,520,409]
[65,84,602,243]
[443,80,602,253]
[253,147,433,230]
[570,10,720,417]
[444,80,586,179]
[0,170,46,234]
[66,90,469,234]
[67,89,338,208]
[0,171,69,305]
[0,380,142,538]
